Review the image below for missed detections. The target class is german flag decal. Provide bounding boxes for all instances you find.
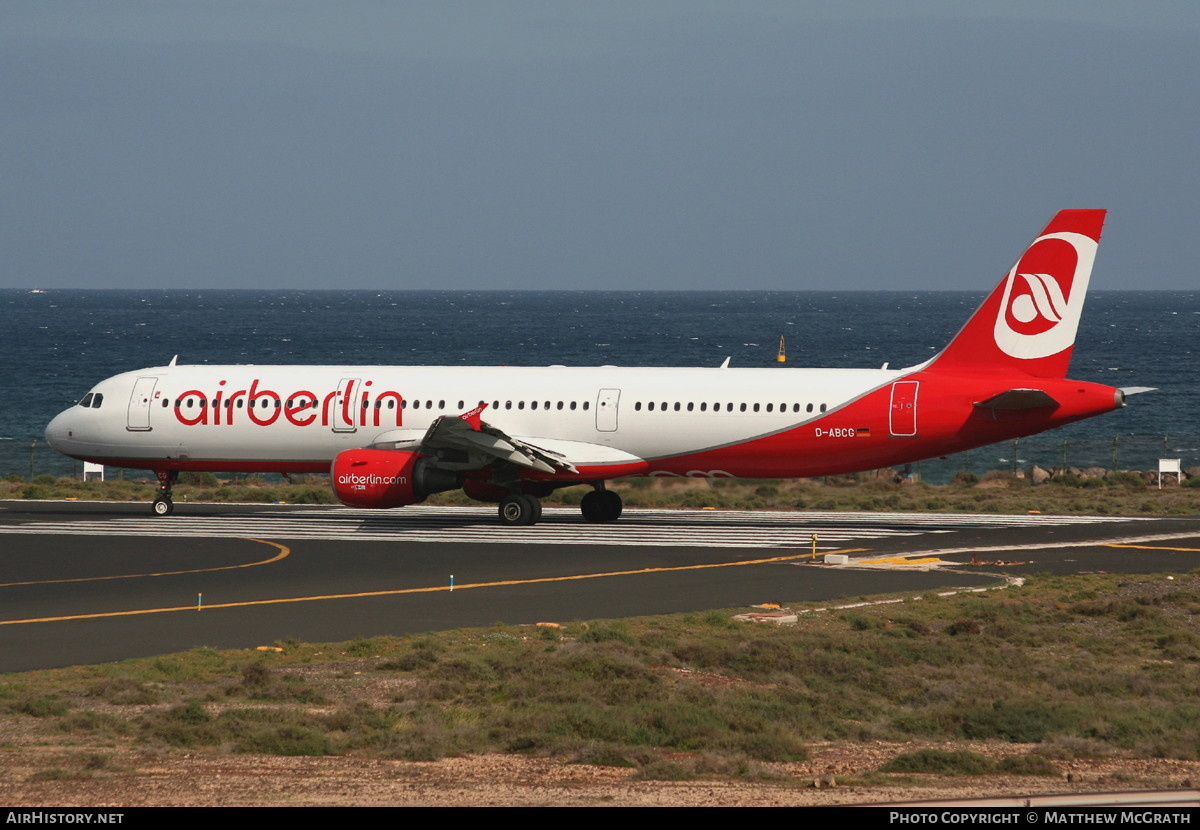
[856,427,871,437]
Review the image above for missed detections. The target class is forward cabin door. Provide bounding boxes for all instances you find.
[126,377,158,432]
[596,388,620,432]
[889,381,919,437]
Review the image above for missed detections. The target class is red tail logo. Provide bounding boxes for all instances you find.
[993,229,1097,360]
[929,210,1105,379]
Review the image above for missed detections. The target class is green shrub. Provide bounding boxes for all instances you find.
[881,749,995,775]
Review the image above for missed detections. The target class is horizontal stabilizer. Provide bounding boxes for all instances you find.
[1119,386,1156,397]
[974,389,1059,411]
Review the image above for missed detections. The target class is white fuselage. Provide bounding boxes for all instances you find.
[46,363,901,474]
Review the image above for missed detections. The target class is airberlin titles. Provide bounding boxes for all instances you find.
[171,379,404,429]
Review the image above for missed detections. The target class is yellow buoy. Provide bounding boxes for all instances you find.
[776,335,787,363]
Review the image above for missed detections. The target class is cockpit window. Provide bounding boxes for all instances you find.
[92,393,103,408]
[77,392,104,408]
[79,393,94,408]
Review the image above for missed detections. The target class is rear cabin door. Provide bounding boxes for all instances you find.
[889,381,919,437]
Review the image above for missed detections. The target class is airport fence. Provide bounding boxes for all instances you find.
[3,433,1198,486]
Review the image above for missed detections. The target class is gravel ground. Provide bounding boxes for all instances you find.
[3,742,1197,807]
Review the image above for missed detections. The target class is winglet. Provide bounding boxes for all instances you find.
[928,210,1106,378]
[459,403,487,431]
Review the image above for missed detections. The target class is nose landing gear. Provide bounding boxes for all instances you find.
[152,470,177,516]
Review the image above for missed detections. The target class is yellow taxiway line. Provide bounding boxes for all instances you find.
[0,546,866,626]
[0,539,291,588]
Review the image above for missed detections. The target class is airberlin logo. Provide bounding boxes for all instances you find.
[337,473,407,486]
[1007,272,1067,334]
[171,379,405,428]
[993,231,1098,360]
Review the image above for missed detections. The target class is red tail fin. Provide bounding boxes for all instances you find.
[928,209,1106,378]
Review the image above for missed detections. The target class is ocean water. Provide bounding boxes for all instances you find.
[3,289,1198,478]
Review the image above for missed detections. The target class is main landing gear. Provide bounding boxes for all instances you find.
[152,470,177,517]
[498,493,542,526]
[496,485,624,526]
[580,485,622,523]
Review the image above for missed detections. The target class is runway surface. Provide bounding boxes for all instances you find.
[2,501,1198,672]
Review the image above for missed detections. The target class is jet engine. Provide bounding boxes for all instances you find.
[331,449,458,508]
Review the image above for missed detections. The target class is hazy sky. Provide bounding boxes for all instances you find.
[4,1,1198,290]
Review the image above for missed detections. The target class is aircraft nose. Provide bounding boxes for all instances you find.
[44,410,75,451]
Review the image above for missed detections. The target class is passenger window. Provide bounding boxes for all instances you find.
[820,403,827,412]
[687,402,694,412]
[739,403,747,412]
[583,401,589,410]
[753,403,760,412]
[766,403,773,412]
[635,402,642,411]
[806,403,813,413]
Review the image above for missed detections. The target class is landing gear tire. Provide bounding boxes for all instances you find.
[152,470,178,517]
[499,494,540,526]
[581,490,622,523]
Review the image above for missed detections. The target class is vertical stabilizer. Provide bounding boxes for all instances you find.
[928,209,1105,378]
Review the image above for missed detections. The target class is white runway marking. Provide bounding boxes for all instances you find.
[0,506,1148,549]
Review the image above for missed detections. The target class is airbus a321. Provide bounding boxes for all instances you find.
[45,210,1140,526]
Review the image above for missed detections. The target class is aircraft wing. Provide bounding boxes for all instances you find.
[421,413,574,474]
[369,404,644,477]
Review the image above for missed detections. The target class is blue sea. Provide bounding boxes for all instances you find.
[3,289,1198,479]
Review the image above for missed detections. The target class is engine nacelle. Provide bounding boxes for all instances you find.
[331,449,458,508]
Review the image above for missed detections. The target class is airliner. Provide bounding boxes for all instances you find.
[45,210,1139,525]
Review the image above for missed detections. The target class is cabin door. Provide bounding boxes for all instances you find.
[126,377,158,432]
[595,388,620,432]
[889,381,919,437]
